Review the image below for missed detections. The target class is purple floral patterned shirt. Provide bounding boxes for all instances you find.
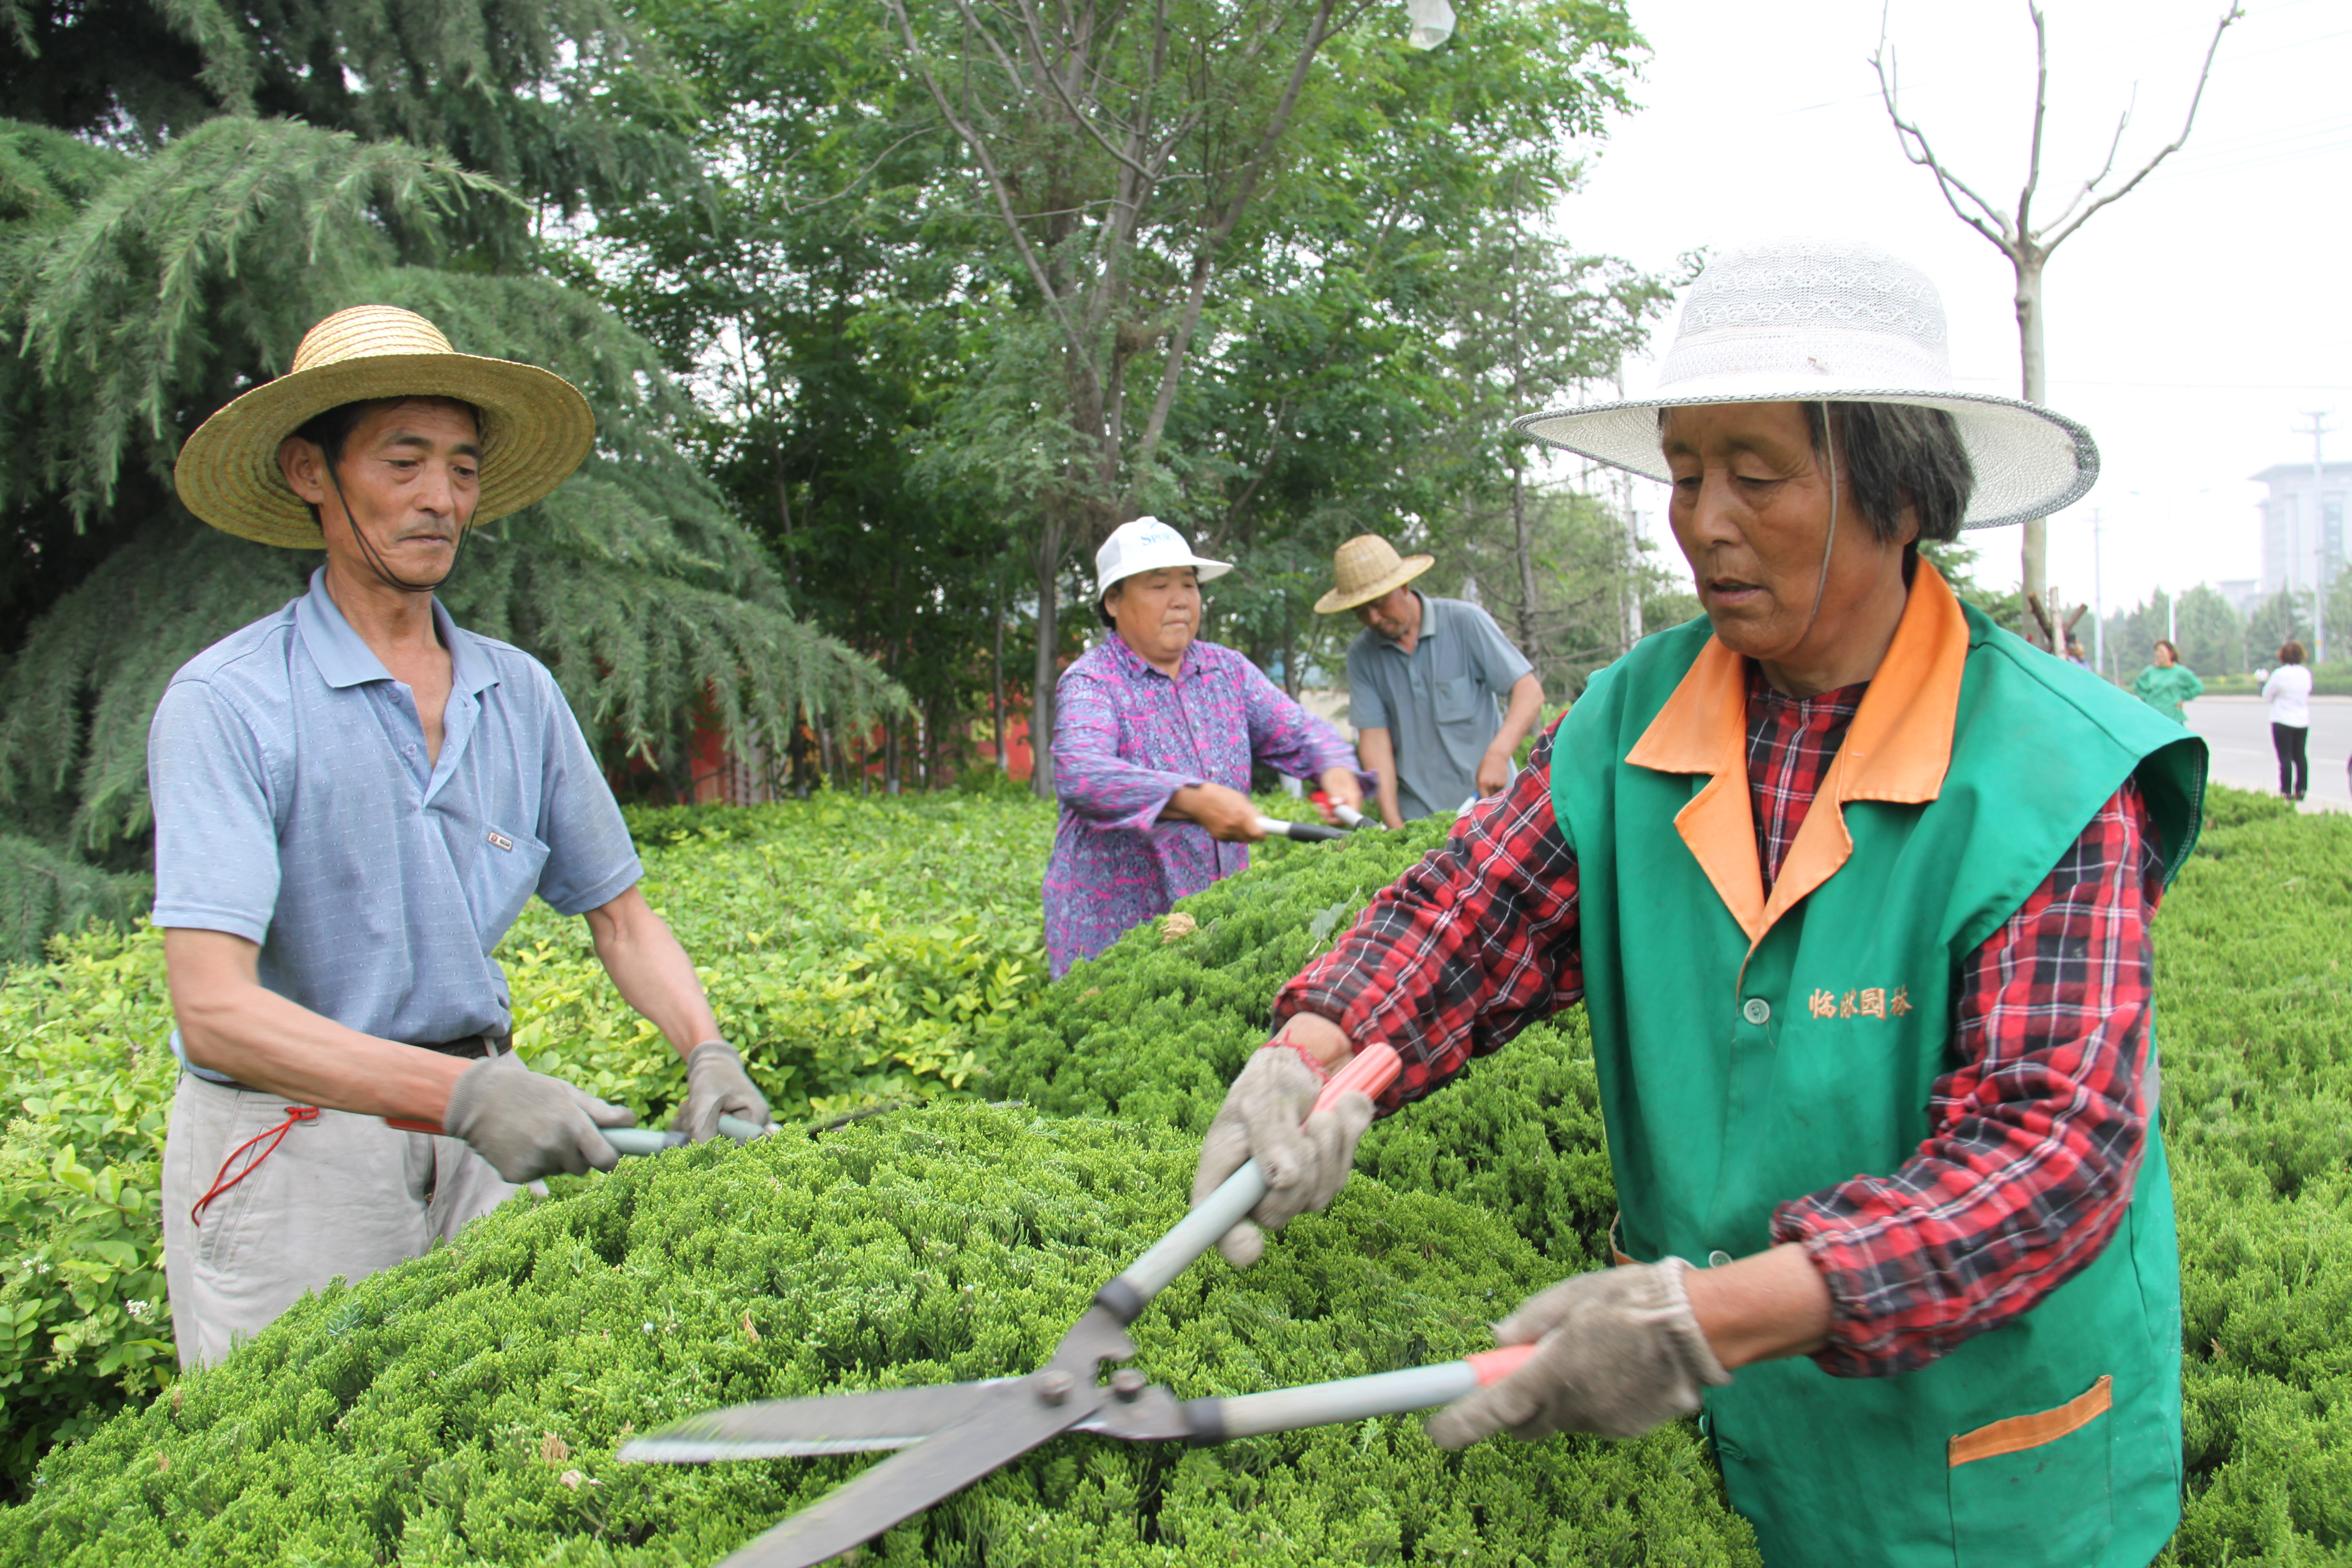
[1043,634,1369,977]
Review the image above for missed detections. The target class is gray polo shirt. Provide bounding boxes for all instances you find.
[1345,591,1534,821]
[149,568,642,1080]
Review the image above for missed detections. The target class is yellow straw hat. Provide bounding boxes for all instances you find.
[1314,534,1435,615]
[173,305,596,549]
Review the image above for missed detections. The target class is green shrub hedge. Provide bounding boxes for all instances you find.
[9,784,2352,1564]
[0,1106,1759,1565]
[0,793,1053,1492]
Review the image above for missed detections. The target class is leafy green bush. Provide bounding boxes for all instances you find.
[0,793,1054,1493]
[0,1106,1759,1565]
[2156,790,2352,1562]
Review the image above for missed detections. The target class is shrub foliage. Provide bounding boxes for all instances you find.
[3,785,2352,1563]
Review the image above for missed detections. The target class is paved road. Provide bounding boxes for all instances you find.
[2179,694,2352,813]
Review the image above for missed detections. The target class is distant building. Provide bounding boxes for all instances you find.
[2216,579,2262,617]
[2255,460,2352,600]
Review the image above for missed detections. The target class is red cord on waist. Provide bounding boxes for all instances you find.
[190,1104,319,1227]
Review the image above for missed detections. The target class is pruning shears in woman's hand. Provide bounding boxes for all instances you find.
[1311,789,1375,830]
[614,1044,1522,1568]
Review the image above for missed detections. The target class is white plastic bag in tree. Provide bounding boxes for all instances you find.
[1407,0,1455,49]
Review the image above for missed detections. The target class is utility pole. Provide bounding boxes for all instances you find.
[2090,508,2106,679]
[2301,411,2337,662]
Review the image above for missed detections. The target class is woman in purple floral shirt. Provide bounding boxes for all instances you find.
[1043,519,1372,977]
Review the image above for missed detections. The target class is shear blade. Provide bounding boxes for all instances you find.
[716,1390,1092,1568]
[619,1378,1018,1463]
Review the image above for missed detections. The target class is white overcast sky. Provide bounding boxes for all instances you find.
[1551,0,2352,619]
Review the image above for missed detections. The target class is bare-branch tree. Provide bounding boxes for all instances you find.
[1873,0,2238,646]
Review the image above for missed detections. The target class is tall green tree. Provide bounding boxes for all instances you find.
[0,0,902,955]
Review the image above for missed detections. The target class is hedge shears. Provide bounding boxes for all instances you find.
[385,1112,774,1155]
[1310,789,1375,831]
[619,1042,1532,1568]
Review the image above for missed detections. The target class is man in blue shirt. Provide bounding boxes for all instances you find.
[1316,535,1546,827]
[152,305,768,1366]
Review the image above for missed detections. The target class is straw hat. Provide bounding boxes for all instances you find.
[174,305,596,548]
[1513,238,2098,530]
[1315,535,1434,614]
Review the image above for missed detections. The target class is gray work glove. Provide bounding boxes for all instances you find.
[1425,1259,1732,1448]
[671,1040,771,1142]
[442,1051,636,1183]
[1190,1044,1377,1269]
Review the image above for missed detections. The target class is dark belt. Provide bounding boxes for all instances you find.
[414,1031,513,1060]
[206,1031,512,1093]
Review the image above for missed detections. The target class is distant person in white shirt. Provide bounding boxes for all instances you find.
[2262,640,2313,800]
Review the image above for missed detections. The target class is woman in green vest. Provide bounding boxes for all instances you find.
[1187,239,2206,1568]
[2133,638,2204,724]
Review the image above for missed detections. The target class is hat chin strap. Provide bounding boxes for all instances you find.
[327,462,468,595]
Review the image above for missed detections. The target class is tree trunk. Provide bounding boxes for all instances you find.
[1512,461,1540,659]
[1030,514,1064,801]
[2014,253,2050,647]
[992,570,1008,772]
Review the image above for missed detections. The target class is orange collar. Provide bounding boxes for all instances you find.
[1624,562,1970,947]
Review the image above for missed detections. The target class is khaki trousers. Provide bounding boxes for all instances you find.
[160,1072,522,1369]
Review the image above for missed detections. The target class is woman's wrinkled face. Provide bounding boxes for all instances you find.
[1662,402,1911,664]
[1107,567,1202,665]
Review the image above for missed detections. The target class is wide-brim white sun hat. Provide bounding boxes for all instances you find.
[1513,239,2098,530]
[1095,517,1232,597]
[175,304,595,549]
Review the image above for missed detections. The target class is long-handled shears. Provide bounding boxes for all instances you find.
[385,1111,775,1154]
[617,1043,1534,1568]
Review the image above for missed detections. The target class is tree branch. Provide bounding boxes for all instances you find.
[2044,2,2240,252]
[886,0,1096,381]
[1871,15,2016,255]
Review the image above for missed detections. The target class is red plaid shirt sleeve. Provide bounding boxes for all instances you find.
[1272,719,1583,1108]
[1771,779,2163,1377]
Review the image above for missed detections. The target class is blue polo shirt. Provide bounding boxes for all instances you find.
[148,568,641,1079]
[1344,591,1533,821]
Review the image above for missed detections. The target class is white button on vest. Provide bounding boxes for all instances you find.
[1708,1250,1734,1268]
[1741,998,1770,1026]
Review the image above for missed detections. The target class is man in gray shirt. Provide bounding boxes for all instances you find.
[1317,535,1546,827]
[153,305,769,1365]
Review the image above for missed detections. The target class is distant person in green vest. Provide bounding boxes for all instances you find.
[2132,639,2203,725]
[1186,240,2206,1568]
[1315,536,1546,827]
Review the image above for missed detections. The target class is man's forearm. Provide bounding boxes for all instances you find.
[165,929,467,1122]
[1495,673,1546,754]
[1358,727,1404,827]
[586,887,723,1059]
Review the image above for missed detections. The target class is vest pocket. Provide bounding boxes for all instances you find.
[1947,1375,2114,1566]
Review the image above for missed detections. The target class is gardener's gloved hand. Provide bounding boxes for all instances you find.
[443,1051,635,1182]
[671,1039,770,1142]
[1426,1259,1731,1448]
[1190,1040,1376,1269]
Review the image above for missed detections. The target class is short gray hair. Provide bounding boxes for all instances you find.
[1802,401,1973,546]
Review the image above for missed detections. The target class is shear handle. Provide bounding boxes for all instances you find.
[383,1113,773,1151]
[1180,1342,1538,1443]
[1094,1043,1401,1324]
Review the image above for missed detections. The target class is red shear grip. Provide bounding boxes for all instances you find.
[1314,1041,1401,1114]
[1465,1343,1540,1386]
[190,1104,320,1226]
[384,1117,446,1135]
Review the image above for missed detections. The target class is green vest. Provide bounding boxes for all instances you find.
[1551,580,2205,1568]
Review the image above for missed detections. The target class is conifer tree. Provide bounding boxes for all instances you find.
[0,114,901,955]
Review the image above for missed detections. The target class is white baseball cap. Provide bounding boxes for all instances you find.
[1094,517,1232,597]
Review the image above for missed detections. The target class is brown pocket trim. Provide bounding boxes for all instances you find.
[1609,1211,1635,1267]
[1947,1375,2112,1469]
